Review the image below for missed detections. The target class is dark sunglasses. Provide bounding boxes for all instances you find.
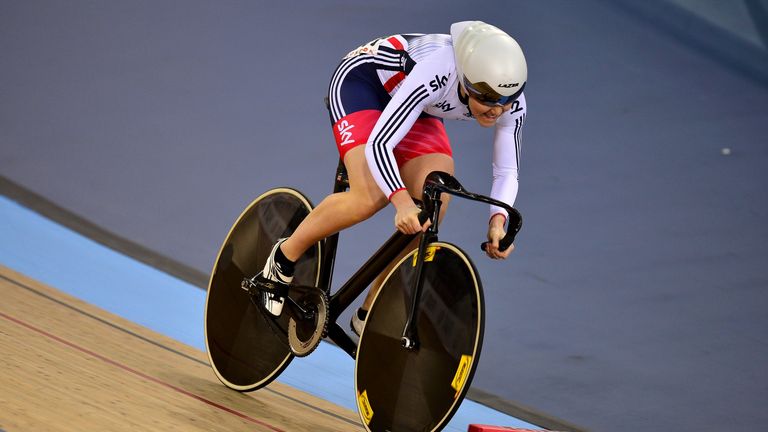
[463,76,525,107]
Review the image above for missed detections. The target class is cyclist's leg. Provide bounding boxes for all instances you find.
[282,144,453,269]
[261,144,386,317]
[280,145,388,262]
[280,57,389,263]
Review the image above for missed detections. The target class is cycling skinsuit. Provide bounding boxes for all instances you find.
[327,33,527,220]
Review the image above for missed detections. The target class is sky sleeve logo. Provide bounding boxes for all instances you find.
[336,120,355,146]
[429,73,450,92]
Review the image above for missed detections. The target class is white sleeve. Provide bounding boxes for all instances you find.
[364,55,447,199]
[364,82,430,199]
[490,94,527,220]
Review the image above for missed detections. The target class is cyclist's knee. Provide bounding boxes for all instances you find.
[348,190,387,222]
[400,154,455,200]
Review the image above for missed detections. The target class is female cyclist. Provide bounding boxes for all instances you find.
[258,21,528,334]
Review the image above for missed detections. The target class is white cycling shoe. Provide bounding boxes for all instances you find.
[260,239,293,317]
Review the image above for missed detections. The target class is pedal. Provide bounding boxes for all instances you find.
[241,275,288,298]
[241,277,258,293]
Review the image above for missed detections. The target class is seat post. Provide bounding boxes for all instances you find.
[333,159,349,193]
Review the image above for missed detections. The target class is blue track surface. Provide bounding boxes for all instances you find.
[0,195,538,431]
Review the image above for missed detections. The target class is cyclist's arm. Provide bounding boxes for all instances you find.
[363,82,429,202]
[364,51,449,201]
[490,93,527,223]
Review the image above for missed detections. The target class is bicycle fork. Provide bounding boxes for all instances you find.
[400,193,443,350]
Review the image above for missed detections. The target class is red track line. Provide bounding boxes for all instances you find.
[0,311,285,432]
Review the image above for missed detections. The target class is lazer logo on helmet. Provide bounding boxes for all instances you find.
[429,74,450,92]
[498,82,520,88]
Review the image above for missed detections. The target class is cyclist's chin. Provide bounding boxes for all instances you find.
[474,116,497,128]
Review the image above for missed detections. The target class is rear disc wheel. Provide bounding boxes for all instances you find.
[204,188,321,391]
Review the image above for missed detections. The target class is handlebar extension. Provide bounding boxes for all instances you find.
[420,171,522,253]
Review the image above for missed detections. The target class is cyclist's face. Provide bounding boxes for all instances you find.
[467,94,513,128]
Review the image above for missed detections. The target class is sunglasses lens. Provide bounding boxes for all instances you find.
[463,76,522,106]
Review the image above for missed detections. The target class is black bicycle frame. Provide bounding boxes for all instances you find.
[314,161,521,359]
[315,161,415,358]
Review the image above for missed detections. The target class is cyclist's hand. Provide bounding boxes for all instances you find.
[486,214,514,260]
[391,190,427,234]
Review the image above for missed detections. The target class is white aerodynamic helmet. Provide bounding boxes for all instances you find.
[451,21,527,106]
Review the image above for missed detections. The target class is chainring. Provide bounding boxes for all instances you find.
[287,285,329,357]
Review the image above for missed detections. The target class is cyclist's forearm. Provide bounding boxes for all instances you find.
[489,170,518,220]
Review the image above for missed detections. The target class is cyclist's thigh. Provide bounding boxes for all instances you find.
[396,115,454,201]
[400,152,455,212]
[343,146,388,211]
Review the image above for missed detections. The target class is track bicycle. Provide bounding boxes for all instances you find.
[204,161,522,432]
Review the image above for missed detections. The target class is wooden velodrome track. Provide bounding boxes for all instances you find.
[0,265,361,431]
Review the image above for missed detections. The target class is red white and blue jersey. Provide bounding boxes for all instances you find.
[327,33,527,219]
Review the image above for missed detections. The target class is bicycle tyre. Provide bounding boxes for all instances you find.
[204,188,321,391]
[355,241,484,432]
